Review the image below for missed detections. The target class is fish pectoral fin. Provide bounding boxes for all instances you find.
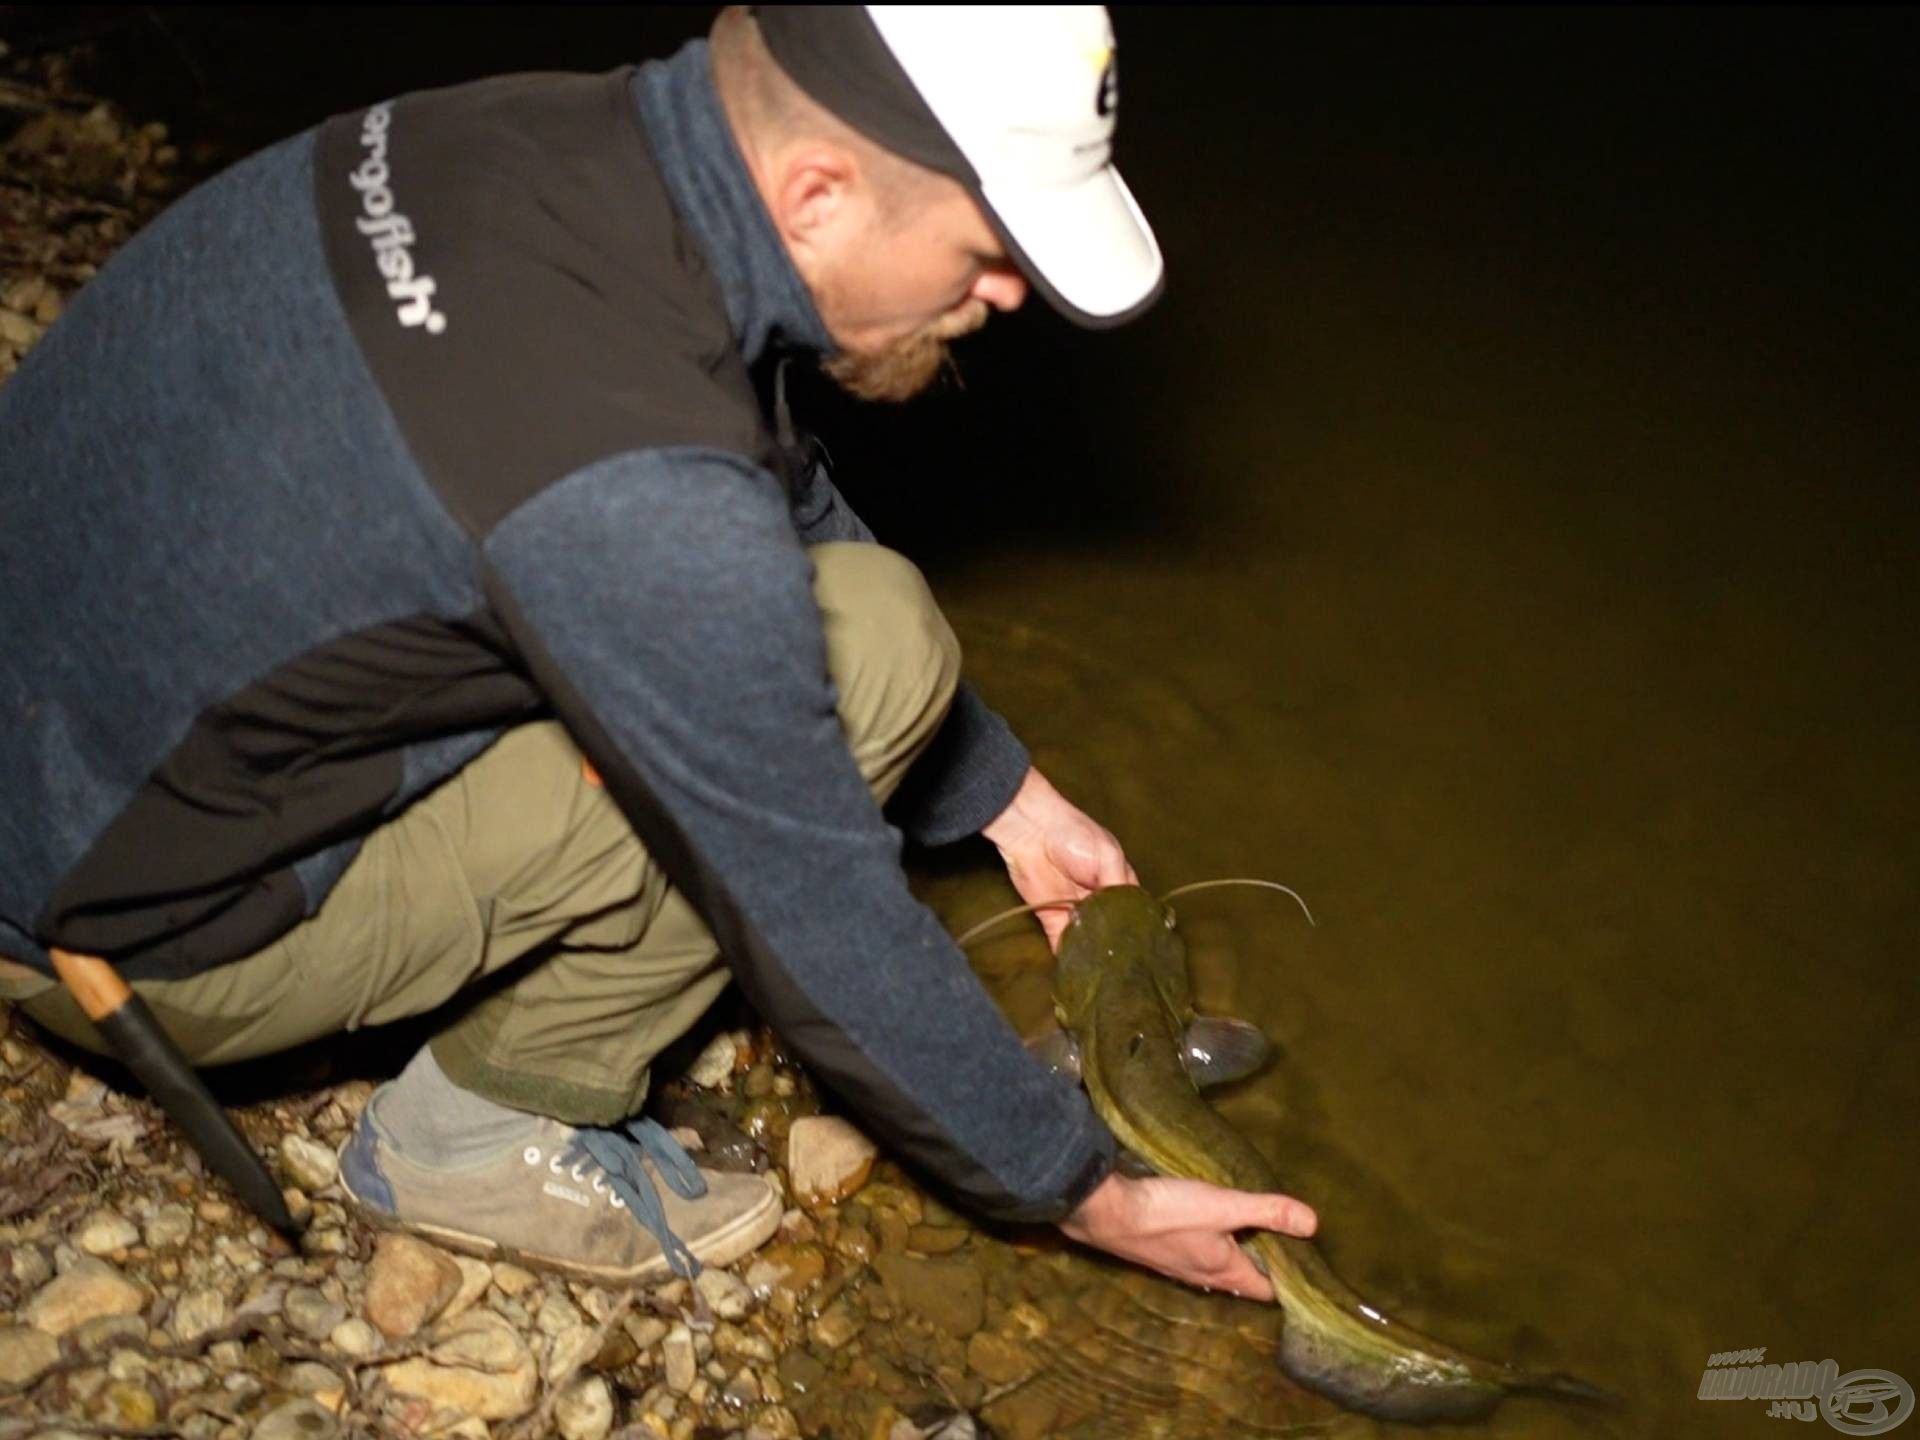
[1181,1014,1274,1088]
[1024,1024,1083,1083]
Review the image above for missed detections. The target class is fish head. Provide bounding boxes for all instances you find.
[1054,885,1194,1033]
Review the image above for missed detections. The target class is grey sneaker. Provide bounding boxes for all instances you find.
[339,1103,780,1285]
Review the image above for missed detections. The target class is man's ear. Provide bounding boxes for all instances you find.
[769,143,863,261]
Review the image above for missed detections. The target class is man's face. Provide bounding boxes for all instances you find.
[813,180,1030,403]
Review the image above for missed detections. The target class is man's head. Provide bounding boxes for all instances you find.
[709,5,1161,403]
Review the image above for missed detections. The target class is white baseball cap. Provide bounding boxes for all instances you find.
[753,5,1165,328]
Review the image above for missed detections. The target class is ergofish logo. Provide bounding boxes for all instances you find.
[348,102,447,336]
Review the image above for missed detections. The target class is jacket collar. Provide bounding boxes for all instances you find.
[633,41,833,366]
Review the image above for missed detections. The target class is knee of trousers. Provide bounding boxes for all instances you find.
[809,542,961,755]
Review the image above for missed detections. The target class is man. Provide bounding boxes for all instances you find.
[0,5,1313,1299]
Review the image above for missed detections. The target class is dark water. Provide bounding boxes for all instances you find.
[45,7,1918,1434]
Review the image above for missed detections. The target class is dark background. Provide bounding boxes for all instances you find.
[12,4,1913,569]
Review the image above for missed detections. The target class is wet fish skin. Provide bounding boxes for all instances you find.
[1054,884,1612,1423]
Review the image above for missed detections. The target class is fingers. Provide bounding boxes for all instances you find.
[1147,1177,1318,1239]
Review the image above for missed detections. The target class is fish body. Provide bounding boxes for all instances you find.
[1054,885,1608,1423]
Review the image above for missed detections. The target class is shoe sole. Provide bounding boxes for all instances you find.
[339,1165,783,1286]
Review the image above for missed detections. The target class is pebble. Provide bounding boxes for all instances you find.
[300,1225,350,1257]
[0,1325,61,1386]
[284,1359,345,1394]
[625,1314,670,1350]
[663,1321,698,1394]
[8,1244,52,1288]
[94,1381,157,1428]
[142,1204,194,1249]
[251,1397,340,1440]
[73,1208,140,1256]
[276,1134,338,1192]
[724,1368,763,1407]
[328,1317,382,1359]
[546,1322,600,1381]
[535,1289,585,1337]
[443,1254,493,1320]
[695,1265,753,1321]
[363,1233,462,1338]
[555,1374,616,1440]
[106,1349,150,1384]
[196,1199,232,1224]
[22,1255,148,1335]
[686,1031,739,1088]
[381,1309,539,1421]
[284,1285,345,1340]
[169,1286,228,1344]
[784,1116,877,1206]
[808,1300,859,1351]
[966,1330,1034,1386]
[69,1314,146,1352]
[872,1252,986,1338]
[492,1260,538,1296]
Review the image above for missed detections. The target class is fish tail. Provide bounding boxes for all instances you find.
[1507,1368,1624,1409]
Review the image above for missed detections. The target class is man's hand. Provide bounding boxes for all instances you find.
[1059,1172,1319,1301]
[981,766,1137,948]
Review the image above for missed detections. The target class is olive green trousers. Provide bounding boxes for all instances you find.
[2,543,961,1124]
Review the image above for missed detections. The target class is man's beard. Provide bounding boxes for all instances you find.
[823,299,990,404]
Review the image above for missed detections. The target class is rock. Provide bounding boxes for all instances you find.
[97,1381,159,1427]
[625,1315,669,1350]
[663,1322,697,1394]
[907,1224,969,1254]
[142,1204,194,1250]
[491,1261,538,1297]
[723,1368,763,1407]
[785,1116,876,1206]
[442,1254,493,1320]
[285,1360,345,1394]
[169,1287,228,1344]
[872,1254,986,1339]
[301,1225,350,1257]
[686,1031,739,1088]
[363,1234,462,1338]
[73,1208,140,1256]
[0,1325,61,1386]
[196,1199,232,1224]
[535,1290,584,1337]
[808,1300,859,1351]
[546,1323,599,1381]
[22,1256,148,1336]
[252,1397,339,1440]
[555,1374,616,1440]
[327,1317,382,1359]
[695,1266,752,1321]
[236,1281,288,1322]
[284,1285,345,1340]
[966,1330,1035,1386]
[70,1314,146,1352]
[381,1310,538,1421]
[277,1135,338,1192]
[8,1245,52,1288]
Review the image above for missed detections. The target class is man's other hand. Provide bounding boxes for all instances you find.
[981,766,1137,948]
[1059,1172,1319,1301]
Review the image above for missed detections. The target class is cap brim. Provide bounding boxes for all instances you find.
[980,165,1165,330]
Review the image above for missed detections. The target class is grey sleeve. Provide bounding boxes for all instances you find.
[787,453,1032,846]
[484,449,1112,1222]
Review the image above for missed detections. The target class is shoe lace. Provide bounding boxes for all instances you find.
[562,1117,708,1280]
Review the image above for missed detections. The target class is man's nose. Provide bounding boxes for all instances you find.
[971,266,1029,313]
